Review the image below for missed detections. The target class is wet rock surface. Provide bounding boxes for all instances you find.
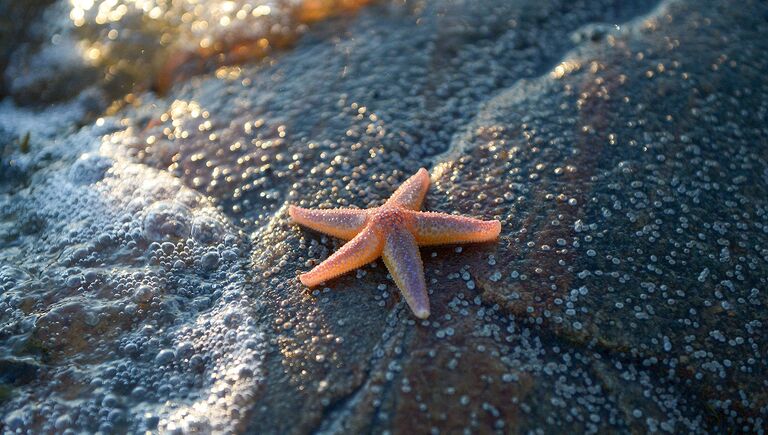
[1,0,768,433]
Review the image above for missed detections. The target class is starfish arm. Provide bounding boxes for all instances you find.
[382,227,430,319]
[385,168,430,210]
[289,205,369,240]
[299,225,384,287]
[411,211,501,246]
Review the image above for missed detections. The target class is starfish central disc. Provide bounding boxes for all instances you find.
[369,206,411,233]
[289,168,501,319]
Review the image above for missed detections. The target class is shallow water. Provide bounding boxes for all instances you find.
[1,0,767,433]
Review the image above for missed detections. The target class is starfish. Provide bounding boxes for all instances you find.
[289,168,501,319]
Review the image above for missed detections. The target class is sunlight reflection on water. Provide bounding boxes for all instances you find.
[66,0,371,93]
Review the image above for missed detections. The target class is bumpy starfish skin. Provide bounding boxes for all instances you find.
[289,168,501,319]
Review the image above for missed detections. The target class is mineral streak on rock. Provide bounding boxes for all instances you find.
[1,0,768,433]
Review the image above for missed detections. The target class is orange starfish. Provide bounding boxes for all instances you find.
[289,168,501,319]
